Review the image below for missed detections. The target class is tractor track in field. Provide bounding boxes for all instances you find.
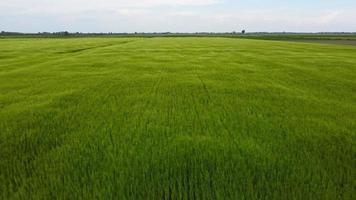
[0,40,139,76]
[56,40,137,54]
[194,67,237,144]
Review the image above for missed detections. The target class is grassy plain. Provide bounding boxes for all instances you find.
[0,37,355,199]
[234,34,356,46]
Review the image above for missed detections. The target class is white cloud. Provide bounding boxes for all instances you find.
[194,9,356,32]
[0,0,221,20]
[319,11,341,24]
[168,11,197,17]
[0,0,220,14]
[1,0,355,32]
[115,8,148,17]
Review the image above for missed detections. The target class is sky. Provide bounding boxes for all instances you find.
[1,0,356,33]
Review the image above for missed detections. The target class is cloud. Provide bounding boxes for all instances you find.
[1,0,355,32]
[0,0,220,14]
[168,11,197,17]
[0,0,222,22]
[203,9,356,32]
[320,11,341,24]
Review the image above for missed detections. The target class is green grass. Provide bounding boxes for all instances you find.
[0,37,355,199]
[234,33,356,40]
[232,34,356,46]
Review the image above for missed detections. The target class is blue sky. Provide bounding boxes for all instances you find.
[1,0,355,32]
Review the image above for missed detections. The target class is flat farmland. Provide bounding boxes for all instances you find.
[0,37,355,199]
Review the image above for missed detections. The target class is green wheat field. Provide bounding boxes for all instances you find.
[0,37,355,199]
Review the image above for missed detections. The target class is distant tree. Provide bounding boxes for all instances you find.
[241,30,246,34]
[64,31,69,36]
